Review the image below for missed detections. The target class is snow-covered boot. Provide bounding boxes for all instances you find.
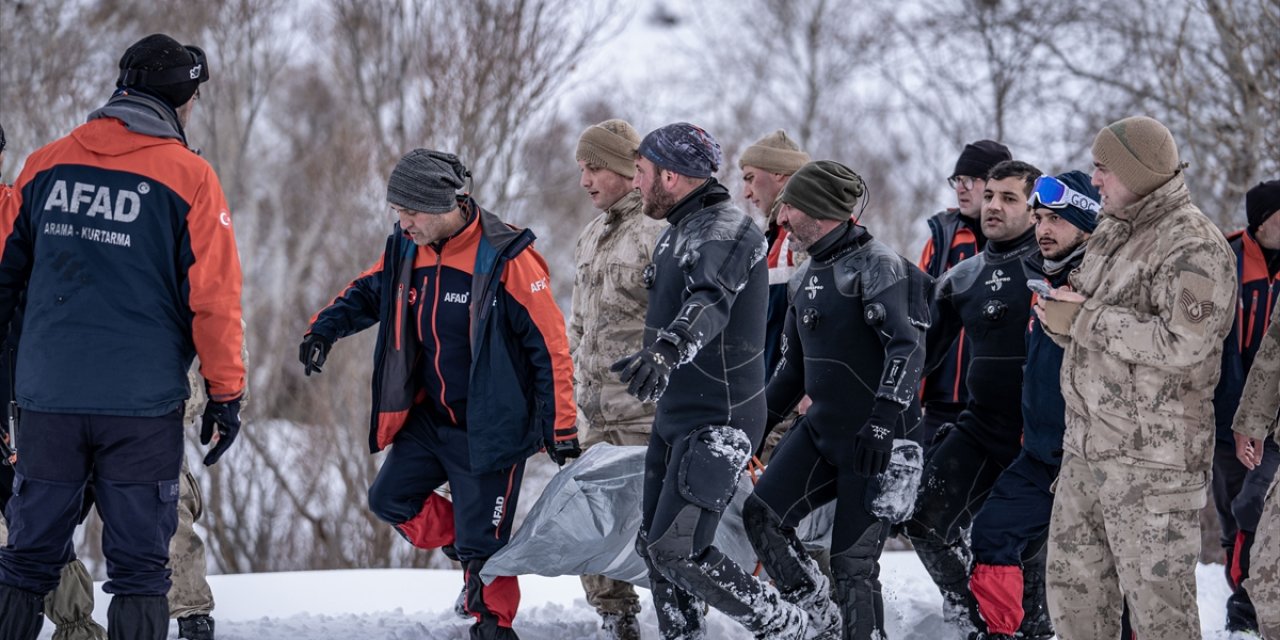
[0,584,45,640]
[600,611,641,640]
[742,494,841,638]
[177,614,215,640]
[913,537,980,635]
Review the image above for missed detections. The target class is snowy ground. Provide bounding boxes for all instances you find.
[39,552,1241,640]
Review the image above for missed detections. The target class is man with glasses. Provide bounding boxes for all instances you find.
[906,160,1040,637]
[1038,115,1235,640]
[916,141,1012,447]
[967,172,1098,640]
[0,34,245,640]
[301,149,577,640]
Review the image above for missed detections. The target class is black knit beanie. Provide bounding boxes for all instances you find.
[117,34,209,109]
[387,149,469,213]
[952,140,1012,180]
[1246,180,1280,232]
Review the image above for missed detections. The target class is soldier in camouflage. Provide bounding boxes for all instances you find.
[567,119,665,640]
[1233,298,1280,640]
[1036,116,1237,640]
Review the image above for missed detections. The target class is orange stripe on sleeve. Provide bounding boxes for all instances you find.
[502,248,576,439]
[185,167,246,402]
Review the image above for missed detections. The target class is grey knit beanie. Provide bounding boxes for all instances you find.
[387,149,469,213]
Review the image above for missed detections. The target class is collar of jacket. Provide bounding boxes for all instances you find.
[604,189,643,225]
[809,220,870,262]
[984,226,1038,262]
[87,90,188,146]
[1108,173,1191,226]
[665,178,730,226]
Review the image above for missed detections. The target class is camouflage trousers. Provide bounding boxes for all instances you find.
[1248,472,1280,638]
[1047,453,1206,640]
[579,427,649,616]
[0,458,213,639]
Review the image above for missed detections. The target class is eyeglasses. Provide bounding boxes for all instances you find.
[948,176,977,190]
[1029,176,1100,212]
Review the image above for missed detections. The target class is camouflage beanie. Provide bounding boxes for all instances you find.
[738,129,810,175]
[638,122,722,179]
[778,160,865,221]
[1092,116,1180,197]
[576,119,641,178]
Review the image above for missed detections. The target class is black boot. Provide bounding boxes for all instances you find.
[600,611,642,640]
[0,584,45,640]
[106,595,168,640]
[177,614,215,640]
[1017,558,1053,639]
[743,494,841,638]
[912,536,981,635]
[831,526,889,640]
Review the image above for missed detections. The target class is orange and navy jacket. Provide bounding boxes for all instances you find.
[764,221,803,376]
[1214,229,1280,443]
[0,96,245,415]
[917,208,981,409]
[307,198,575,474]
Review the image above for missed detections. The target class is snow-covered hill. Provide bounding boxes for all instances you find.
[40,551,1241,639]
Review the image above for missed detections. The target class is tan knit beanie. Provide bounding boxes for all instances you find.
[738,129,810,175]
[1091,116,1180,196]
[576,119,641,178]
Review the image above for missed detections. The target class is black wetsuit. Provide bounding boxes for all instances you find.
[634,179,788,638]
[905,226,1038,631]
[745,222,930,639]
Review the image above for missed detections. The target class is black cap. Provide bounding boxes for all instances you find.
[117,34,209,109]
[952,140,1012,179]
[1246,180,1280,232]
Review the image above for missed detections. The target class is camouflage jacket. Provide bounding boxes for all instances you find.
[1233,296,1280,440]
[568,190,665,438]
[1055,175,1236,471]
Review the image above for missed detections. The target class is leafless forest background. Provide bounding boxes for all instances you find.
[0,0,1277,575]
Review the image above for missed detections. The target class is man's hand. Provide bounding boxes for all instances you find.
[1236,432,1264,470]
[201,396,242,466]
[298,333,333,376]
[611,340,679,403]
[853,420,894,476]
[547,438,582,466]
[1034,288,1085,335]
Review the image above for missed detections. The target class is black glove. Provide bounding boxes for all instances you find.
[299,333,333,376]
[547,438,582,466]
[853,400,900,476]
[201,396,242,466]
[611,339,679,403]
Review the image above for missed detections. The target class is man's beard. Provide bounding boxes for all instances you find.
[643,179,677,219]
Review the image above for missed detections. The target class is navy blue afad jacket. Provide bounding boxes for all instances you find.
[1213,229,1280,446]
[307,199,576,474]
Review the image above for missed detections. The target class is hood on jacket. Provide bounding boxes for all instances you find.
[81,91,188,155]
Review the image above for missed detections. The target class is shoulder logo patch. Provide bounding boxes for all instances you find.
[1179,288,1214,324]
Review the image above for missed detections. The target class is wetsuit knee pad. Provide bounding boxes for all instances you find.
[677,425,751,512]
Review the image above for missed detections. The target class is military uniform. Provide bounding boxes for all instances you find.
[1232,295,1280,639]
[568,190,665,448]
[567,190,664,619]
[1045,175,1236,639]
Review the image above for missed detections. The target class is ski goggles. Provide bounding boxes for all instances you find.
[1029,176,1100,213]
